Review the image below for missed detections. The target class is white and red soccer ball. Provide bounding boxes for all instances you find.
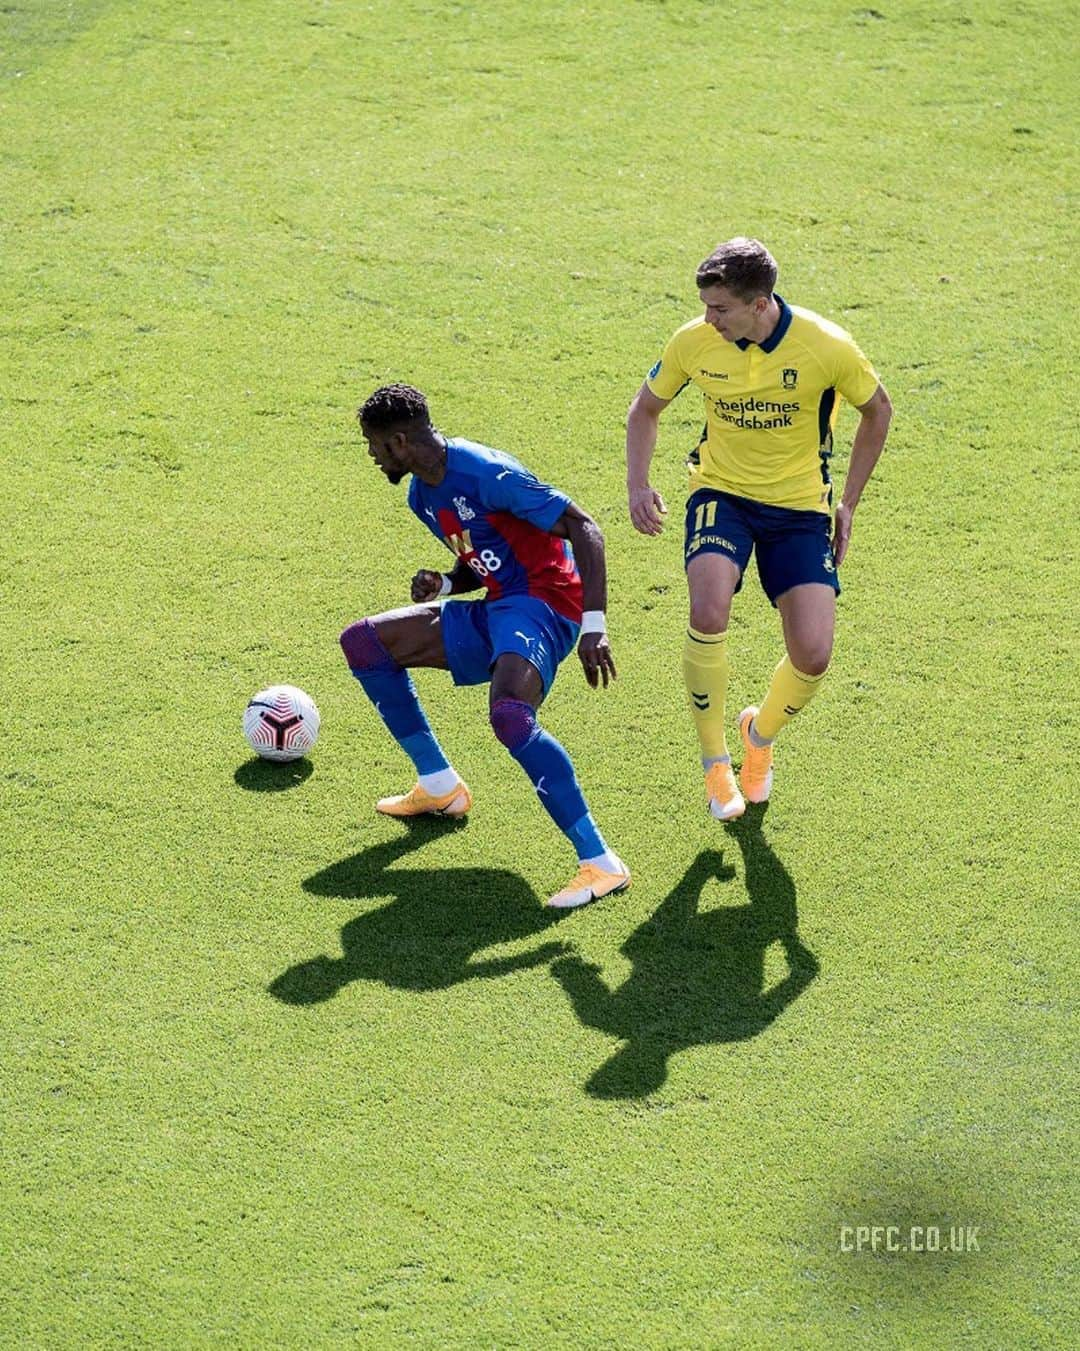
[243,684,320,762]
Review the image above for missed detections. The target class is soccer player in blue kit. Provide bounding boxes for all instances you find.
[340,384,631,910]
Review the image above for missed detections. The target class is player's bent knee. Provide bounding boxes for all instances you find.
[689,604,731,634]
[490,697,537,753]
[794,649,831,678]
[340,618,393,671]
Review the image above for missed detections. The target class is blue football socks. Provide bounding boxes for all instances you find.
[340,620,451,777]
[490,698,611,862]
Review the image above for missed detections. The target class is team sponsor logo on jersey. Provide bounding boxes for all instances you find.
[648,359,662,379]
[453,495,475,521]
[444,523,504,579]
[713,393,800,429]
[446,527,474,558]
[782,368,799,390]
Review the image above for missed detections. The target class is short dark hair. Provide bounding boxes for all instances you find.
[695,237,778,301]
[358,383,430,429]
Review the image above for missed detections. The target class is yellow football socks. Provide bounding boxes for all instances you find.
[683,627,730,761]
[754,656,828,741]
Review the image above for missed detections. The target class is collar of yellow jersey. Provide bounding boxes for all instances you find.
[734,295,793,354]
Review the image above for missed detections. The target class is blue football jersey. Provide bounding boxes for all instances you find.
[407,438,582,621]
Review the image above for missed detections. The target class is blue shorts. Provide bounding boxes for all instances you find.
[684,488,840,606]
[439,595,580,695]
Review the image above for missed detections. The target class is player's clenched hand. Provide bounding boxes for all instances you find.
[410,569,445,603]
[831,503,853,568]
[628,484,667,536]
[578,633,617,689]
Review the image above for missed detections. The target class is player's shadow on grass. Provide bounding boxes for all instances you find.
[234,757,314,792]
[268,820,567,1004]
[552,804,819,1099]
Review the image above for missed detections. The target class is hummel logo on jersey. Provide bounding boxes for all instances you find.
[700,369,730,379]
[692,691,710,710]
[453,495,475,521]
[782,368,799,390]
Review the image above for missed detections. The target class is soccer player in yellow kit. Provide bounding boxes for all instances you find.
[627,237,893,819]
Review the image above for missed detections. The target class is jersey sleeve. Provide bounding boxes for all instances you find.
[645,328,692,402]
[476,460,571,532]
[831,333,880,408]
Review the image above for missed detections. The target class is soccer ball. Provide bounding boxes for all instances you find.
[243,684,320,762]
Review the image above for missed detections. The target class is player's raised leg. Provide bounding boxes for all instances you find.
[339,606,471,817]
[740,582,835,803]
[488,655,629,909]
[685,548,745,820]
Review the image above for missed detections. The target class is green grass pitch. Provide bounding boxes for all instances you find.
[1,0,1076,1344]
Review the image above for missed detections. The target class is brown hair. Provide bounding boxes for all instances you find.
[695,237,778,301]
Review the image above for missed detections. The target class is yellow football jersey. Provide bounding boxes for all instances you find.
[646,297,880,513]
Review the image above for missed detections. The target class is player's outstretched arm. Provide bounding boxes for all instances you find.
[626,382,670,536]
[833,383,893,566]
[552,504,617,689]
